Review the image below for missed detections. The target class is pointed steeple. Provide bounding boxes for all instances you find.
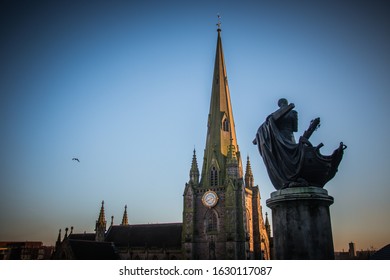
[64,227,69,240]
[189,149,200,184]
[245,156,254,188]
[97,200,106,225]
[55,229,62,249]
[182,21,271,260]
[95,200,107,242]
[201,26,242,186]
[121,205,129,226]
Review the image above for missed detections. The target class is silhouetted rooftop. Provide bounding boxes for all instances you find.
[68,233,96,241]
[371,243,390,260]
[105,223,182,249]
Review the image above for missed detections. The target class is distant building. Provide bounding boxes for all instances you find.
[0,241,53,260]
[52,26,271,260]
[52,227,119,260]
[334,242,378,260]
[349,242,356,258]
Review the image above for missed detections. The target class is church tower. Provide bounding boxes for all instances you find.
[182,25,249,260]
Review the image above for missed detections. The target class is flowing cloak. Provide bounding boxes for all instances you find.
[254,115,305,190]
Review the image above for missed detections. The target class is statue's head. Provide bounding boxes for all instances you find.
[278,98,288,107]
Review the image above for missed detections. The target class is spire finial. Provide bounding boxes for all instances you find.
[245,155,254,188]
[121,205,129,226]
[189,149,200,184]
[95,201,107,241]
[216,14,221,31]
[97,200,106,227]
[64,227,68,240]
[246,155,253,175]
[55,229,62,249]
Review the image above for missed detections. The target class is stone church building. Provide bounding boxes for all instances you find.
[52,27,271,260]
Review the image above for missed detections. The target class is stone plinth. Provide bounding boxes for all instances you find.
[266,187,335,260]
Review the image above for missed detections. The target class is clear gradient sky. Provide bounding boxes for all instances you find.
[1,0,389,252]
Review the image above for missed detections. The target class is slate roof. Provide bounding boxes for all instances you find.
[67,240,119,260]
[68,233,96,241]
[371,243,390,260]
[105,223,182,249]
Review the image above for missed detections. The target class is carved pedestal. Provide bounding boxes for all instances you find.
[266,187,335,260]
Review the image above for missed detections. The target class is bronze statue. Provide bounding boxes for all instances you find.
[253,98,346,190]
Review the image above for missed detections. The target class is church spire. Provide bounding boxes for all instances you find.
[55,229,62,249]
[121,205,129,226]
[245,156,254,188]
[97,200,106,226]
[95,200,107,242]
[181,21,270,260]
[189,149,200,184]
[64,227,68,239]
[201,24,242,185]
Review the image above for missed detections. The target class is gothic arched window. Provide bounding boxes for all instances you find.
[206,211,218,233]
[223,118,229,132]
[210,166,218,186]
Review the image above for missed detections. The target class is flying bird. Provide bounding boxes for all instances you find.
[72,158,80,162]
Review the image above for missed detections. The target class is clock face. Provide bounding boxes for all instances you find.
[202,190,218,208]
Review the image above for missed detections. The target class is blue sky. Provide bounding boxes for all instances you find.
[1,0,389,252]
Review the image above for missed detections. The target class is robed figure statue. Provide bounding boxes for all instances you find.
[253,98,346,190]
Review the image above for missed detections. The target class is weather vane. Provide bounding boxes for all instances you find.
[216,14,221,30]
